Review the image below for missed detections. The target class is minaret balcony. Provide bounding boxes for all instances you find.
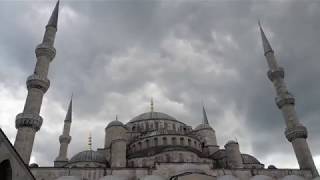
[59,135,72,143]
[15,113,43,131]
[26,74,50,93]
[275,92,295,109]
[35,43,56,60]
[267,67,284,81]
[285,125,308,142]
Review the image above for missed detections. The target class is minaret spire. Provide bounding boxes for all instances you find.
[14,1,60,164]
[202,105,209,125]
[259,22,319,177]
[65,95,72,122]
[258,22,279,70]
[258,21,273,55]
[54,96,73,167]
[47,0,59,29]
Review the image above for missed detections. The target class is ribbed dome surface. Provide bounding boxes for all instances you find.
[130,112,177,122]
[241,154,261,164]
[69,150,106,164]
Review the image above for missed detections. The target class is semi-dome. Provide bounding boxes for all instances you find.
[129,111,178,123]
[69,150,106,164]
[241,154,261,164]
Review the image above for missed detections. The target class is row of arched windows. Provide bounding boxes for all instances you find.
[128,153,202,167]
[129,121,190,133]
[130,136,202,153]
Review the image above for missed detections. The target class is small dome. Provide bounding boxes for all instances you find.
[225,140,238,146]
[106,120,125,128]
[129,112,177,123]
[29,163,39,167]
[69,150,106,164]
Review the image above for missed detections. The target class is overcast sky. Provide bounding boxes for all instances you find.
[0,0,319,170]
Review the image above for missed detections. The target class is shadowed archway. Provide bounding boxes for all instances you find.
[0,159,12,180]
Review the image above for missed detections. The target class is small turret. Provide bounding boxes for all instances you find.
[224,140,243,168]
[104,116,127,168]
[194,106,218,155]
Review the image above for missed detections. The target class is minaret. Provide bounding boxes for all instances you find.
[259,23,319,177]
[14,1,60,164]
[54,97,72,167]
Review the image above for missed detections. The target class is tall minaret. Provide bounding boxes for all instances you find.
[14,1,60,164]
[54,97,72,167]
[259,23,319,177]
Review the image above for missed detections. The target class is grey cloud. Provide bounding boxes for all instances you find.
[0,0,319,169]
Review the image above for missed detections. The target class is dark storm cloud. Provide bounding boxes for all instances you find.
[0,0,319,169]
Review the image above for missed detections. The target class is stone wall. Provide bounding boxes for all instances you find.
[31,164,313,180]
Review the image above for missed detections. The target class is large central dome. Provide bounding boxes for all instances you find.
[129,111,177,123]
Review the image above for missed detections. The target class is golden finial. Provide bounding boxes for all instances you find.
[150,97,154,112]
[88,131,92,150]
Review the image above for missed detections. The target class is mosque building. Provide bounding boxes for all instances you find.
[0,1,319,180]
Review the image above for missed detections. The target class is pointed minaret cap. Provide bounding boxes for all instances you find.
[65,95,72,122]
[202,105,209,125]
[258,21,273,55]
[47,0,60,29]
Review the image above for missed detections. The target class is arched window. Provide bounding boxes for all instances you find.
[164,122,168,129]
[180,137,185,145]
[0,160,12,180]
[190,155,194,162]
[132,126,136,132]
[179,153,184,162]
[155,121,159,129]
[163,137,167,145]
[172,137,177,145]
[188,139,191,146]
[138,142,142,150]
[146,139,150,148]
[142,159,147,167]
[154,137,158,146]
[172,123,176,131]
[132,144,136,152]
[165,154,170,162]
